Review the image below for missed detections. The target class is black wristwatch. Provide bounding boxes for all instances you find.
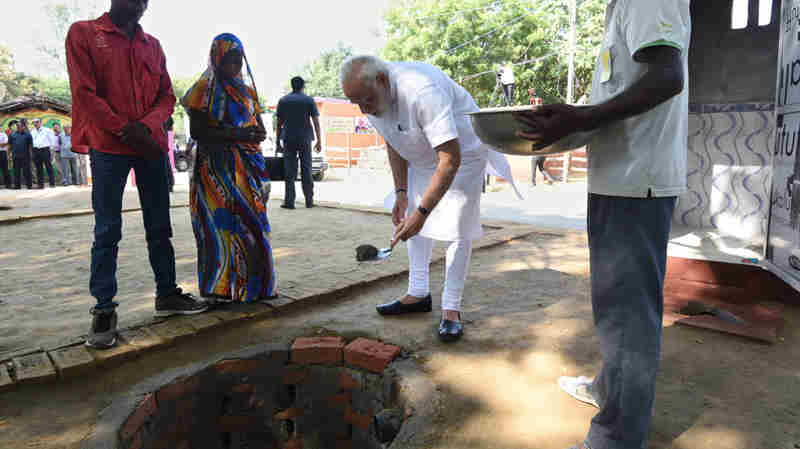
[417,205,429,216]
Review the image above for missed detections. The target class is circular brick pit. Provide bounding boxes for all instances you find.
[118,337,405,449]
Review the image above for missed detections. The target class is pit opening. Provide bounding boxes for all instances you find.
[117,337,406,449]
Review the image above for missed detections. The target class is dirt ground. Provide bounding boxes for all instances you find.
[0,189,440,352]
[0,224,798,449]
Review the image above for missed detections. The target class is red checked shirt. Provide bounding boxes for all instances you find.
[65,13,175,156]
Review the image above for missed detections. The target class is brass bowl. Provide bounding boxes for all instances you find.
[468,105,595,156]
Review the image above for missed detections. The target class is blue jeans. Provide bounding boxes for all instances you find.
[90,150,176,310]
[586,193,676,449]
[282,140,313,205]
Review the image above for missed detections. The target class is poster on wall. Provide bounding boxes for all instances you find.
[354,117,376,134]
[325,116,354,134]
[766,0,800,289]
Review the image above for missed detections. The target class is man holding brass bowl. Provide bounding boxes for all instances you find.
[515,1,690,448]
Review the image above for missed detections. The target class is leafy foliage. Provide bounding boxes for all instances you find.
[168,74,205,141]
[37,0,104,76]
[37,77,72,105]
[0,45,42,102]
[298,43,355,98]
[381,0,606,106]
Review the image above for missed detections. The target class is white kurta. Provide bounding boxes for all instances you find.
[369,62,519,242]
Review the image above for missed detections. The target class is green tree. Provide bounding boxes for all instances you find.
[37,77,72,105]
[381,0,605,106]
[0,45,42,102]
[299,43,355,98]
[38,0,104,76]
[169,74,205,141]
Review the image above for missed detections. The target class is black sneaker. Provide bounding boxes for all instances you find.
[155,288,208,317]
[86,307,118,349]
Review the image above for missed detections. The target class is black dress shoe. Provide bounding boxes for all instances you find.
[376,295,432,316]
[439,314,464,342]
[280,204,295,209]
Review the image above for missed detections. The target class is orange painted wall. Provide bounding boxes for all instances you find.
[316,99,385,168]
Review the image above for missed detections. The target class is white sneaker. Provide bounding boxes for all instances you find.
[558,376,600,408]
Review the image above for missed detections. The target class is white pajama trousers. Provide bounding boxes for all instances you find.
[406,235,473,312]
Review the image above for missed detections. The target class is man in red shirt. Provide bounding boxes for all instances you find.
[66,0,207,350]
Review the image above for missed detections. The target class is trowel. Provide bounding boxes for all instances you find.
[355,242,394,262]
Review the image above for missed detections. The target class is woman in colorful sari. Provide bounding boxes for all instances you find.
[182,33,277,303]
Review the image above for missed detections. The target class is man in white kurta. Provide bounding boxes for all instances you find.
[340,55,516,342]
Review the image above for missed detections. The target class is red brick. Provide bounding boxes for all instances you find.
[344,338,401,373]
[345,409,371,430]
[215,358,262,375]
[338,371,359,390]
[285,438,304,449]
[12,352,57,384]
[217,415,265,432]
[120,394,157,441]
[328,391,352,410]
[283,366,310,384]
[291,337,345,365]
[274,407,301,420]
[156,375,201,404]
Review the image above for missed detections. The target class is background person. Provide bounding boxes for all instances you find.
[57,124,80,186]
[30,118,57,188]
[276,76,322,209]
[499,61,515,105]
[0,122,10,188]
[10,119,33,190]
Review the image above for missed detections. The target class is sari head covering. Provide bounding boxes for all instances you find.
[182,33,262,130]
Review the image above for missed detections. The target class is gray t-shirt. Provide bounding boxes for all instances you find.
[58,132,75,158]
[277,92,319,143]
[587,0,690,198]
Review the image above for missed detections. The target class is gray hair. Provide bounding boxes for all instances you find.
[339,55,390,87]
